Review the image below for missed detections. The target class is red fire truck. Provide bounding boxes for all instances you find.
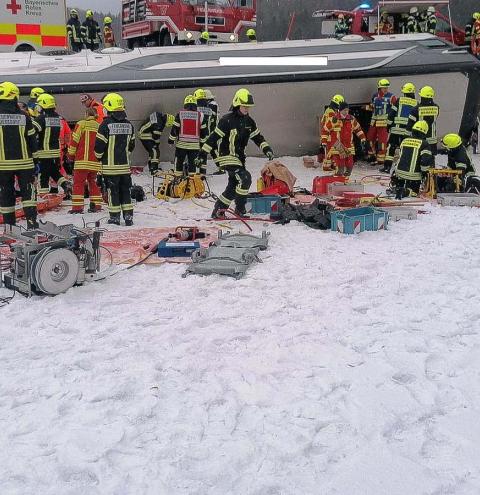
[122,0,256,48]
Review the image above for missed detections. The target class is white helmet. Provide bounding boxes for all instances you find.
[410,6,418,14]
[427,6,435,14]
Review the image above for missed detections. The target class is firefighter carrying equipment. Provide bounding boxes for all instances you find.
[155,172,205,200]
[232,88,255,107]
[103,93,125,112]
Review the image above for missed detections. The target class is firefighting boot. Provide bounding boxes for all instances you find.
[59,179,73,200]
[88,203,102,213]
[2,212,16,226]
[234,196,249,218]
[26,217,39,230]
[107,213,121,225]
[124,213,134,227]
[211,199,226,219]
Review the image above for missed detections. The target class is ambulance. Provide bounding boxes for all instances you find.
[0,0,67,53]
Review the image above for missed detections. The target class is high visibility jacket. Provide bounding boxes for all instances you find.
[85,100,105,124]
[325,113,366,155]
[426,14,437,34]
[94,111,135,175]
[139,112,167,147]
[168,109,207,150]
[81,19,101,45]
[0,100,37,171]
[104,24,115,45]
[334,20,349,37]
[67,17,82,44]
[320,103,340,144]
[378,20,394,34]
[407,15,419,33]
[396,135,433,181]
[370,91,396,127]
[207,100,219,136]
[407,99,440,145]
[472,20,480,55]
[33,109,62,159]
[387,95,418,136]
[68,116,101,171]
[447,145,476,179]
[202,109,272,168]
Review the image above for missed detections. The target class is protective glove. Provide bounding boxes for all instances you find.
[148,160,159,175]
[265,149,274,161]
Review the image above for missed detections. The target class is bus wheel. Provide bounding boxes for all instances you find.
[15,44,34,52]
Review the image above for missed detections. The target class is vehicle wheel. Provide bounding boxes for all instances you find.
[15,44,34,52]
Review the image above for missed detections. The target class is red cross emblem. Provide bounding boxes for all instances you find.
[7,0,22,15]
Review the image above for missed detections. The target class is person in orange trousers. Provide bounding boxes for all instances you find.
[67,107,103,213]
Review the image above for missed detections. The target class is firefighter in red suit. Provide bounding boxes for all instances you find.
[325,102,366,176]
[67,107,103,213]
[168,95,207,177]
[367,78,397,166]
[471,13,480,56]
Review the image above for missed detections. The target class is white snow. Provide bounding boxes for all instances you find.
[1,156,480,495]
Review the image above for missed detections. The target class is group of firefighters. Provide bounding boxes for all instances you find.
[0,81,275,227]
[465,13,480,56]
[66,9,116,52]
[334,6,437,38]
[320,78,477,199]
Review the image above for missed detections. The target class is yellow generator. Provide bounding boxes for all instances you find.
[156,172,205,201]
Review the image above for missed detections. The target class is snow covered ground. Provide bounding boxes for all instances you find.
[1,156,480,495]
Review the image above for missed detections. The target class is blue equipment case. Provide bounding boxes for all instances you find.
[158,240,200,257]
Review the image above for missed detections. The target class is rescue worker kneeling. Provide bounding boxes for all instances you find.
[441,133,480,193]
[94,93,135,226]
[202,88,274,218]
[168,95,206,177]
[0,81,38,229]
[32,93,72,198]
[391,120,433,199]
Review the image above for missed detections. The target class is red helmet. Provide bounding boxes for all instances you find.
[80,94,93,104]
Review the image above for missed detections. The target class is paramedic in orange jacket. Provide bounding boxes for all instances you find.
[67,107,103,213]
[325,102,366,176]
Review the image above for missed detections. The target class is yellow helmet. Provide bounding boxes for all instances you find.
[246,28,256,37]
[378,78,390,88]
[419,85,435,98]
[193,88,207,100]
[204,89,215,100]
[86,10,94,18]
[401,82,416,94]
[441,133,462,149]
[331,94,344,105]
[232,88,254,107]
[474,12,480,20]
[184,95,197,106]
[36,93,56,109]
[412,120,429,135]
[0,81,20,101]
[104,16,112,24]
[30,87,44,99]
[200,31,210,40]
[103,93,125,112]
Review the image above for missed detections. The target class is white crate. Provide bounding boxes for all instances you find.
[381,207,418,221]
[327,182,365,196]
[437,193,480,207]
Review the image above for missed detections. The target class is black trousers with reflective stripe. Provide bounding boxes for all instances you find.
[174,148,198,176]
[217,166,252,211]
[0,169,37,225]
[105,174,133,217]
[384,134,403,167]
[39,158,65,193]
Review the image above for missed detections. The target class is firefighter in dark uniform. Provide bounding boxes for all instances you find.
[168,95,207,177]
[407,85,439,164]
[202,88,274,218]
[204,89,218,136]
[0,82,38,229]
[67,9,83,52]
[95,93,135,226]
[407,7,420,33]
[138,111,168,174]
[392,120,433,199]
[27,87,44,118]
[81,10,102,51]
[380,82,417,173]
[426,6,437,34]
[32,93,72,198]
[441,133,480,193]
[193,88,214,175]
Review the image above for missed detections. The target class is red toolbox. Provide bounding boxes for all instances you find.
[312,176,347,194]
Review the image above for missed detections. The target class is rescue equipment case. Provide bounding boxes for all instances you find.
[312,175,347,195]
[436,193,480,207]
[158,240,200,257]
[331,207,389,234]
[245,194,287,214]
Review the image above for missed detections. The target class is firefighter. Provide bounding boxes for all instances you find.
[399,13,409,34]
[67,9,83,52]
[67,107,103,213]
[27,87,44,118]
[425,6,437,34]
[103,16,115,48]
[193,88,213,174]
[80,94,105,123]
[465,14,476,51]
[0,82,38,229]
[367,78,396,167]
[406,7,420,33]
[334,14,349,38]
[441,133,479,193]
[407,85,439,163]
[202,88,274,218]
[380,82,418,174]
[168,95,207,177]
[81,10,102,51]
[198,31,209,45]
[32,94,72,198]
[471,13,480,56]
[246,28,257,42]
[138,111,168,175]
[392,120,433,199]
[325,102,366,177]
[204,89,218,136]
[94,93,135,226]
[377,11,393,35]
[320,94,345,170]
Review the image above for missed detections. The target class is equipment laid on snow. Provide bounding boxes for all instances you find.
[312,175,347,195]
[423,168,463,198]
[331,207,389,234]
[274,199,334,229]
[158,240,200,257]
[436,193,480,207]
[0,221,103,297]
[245,194,288,215]
[380,207,418,221]
[327,181,365,196]
[169,227,207,241]
[213,230,270,250]
[155,172,205,201]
